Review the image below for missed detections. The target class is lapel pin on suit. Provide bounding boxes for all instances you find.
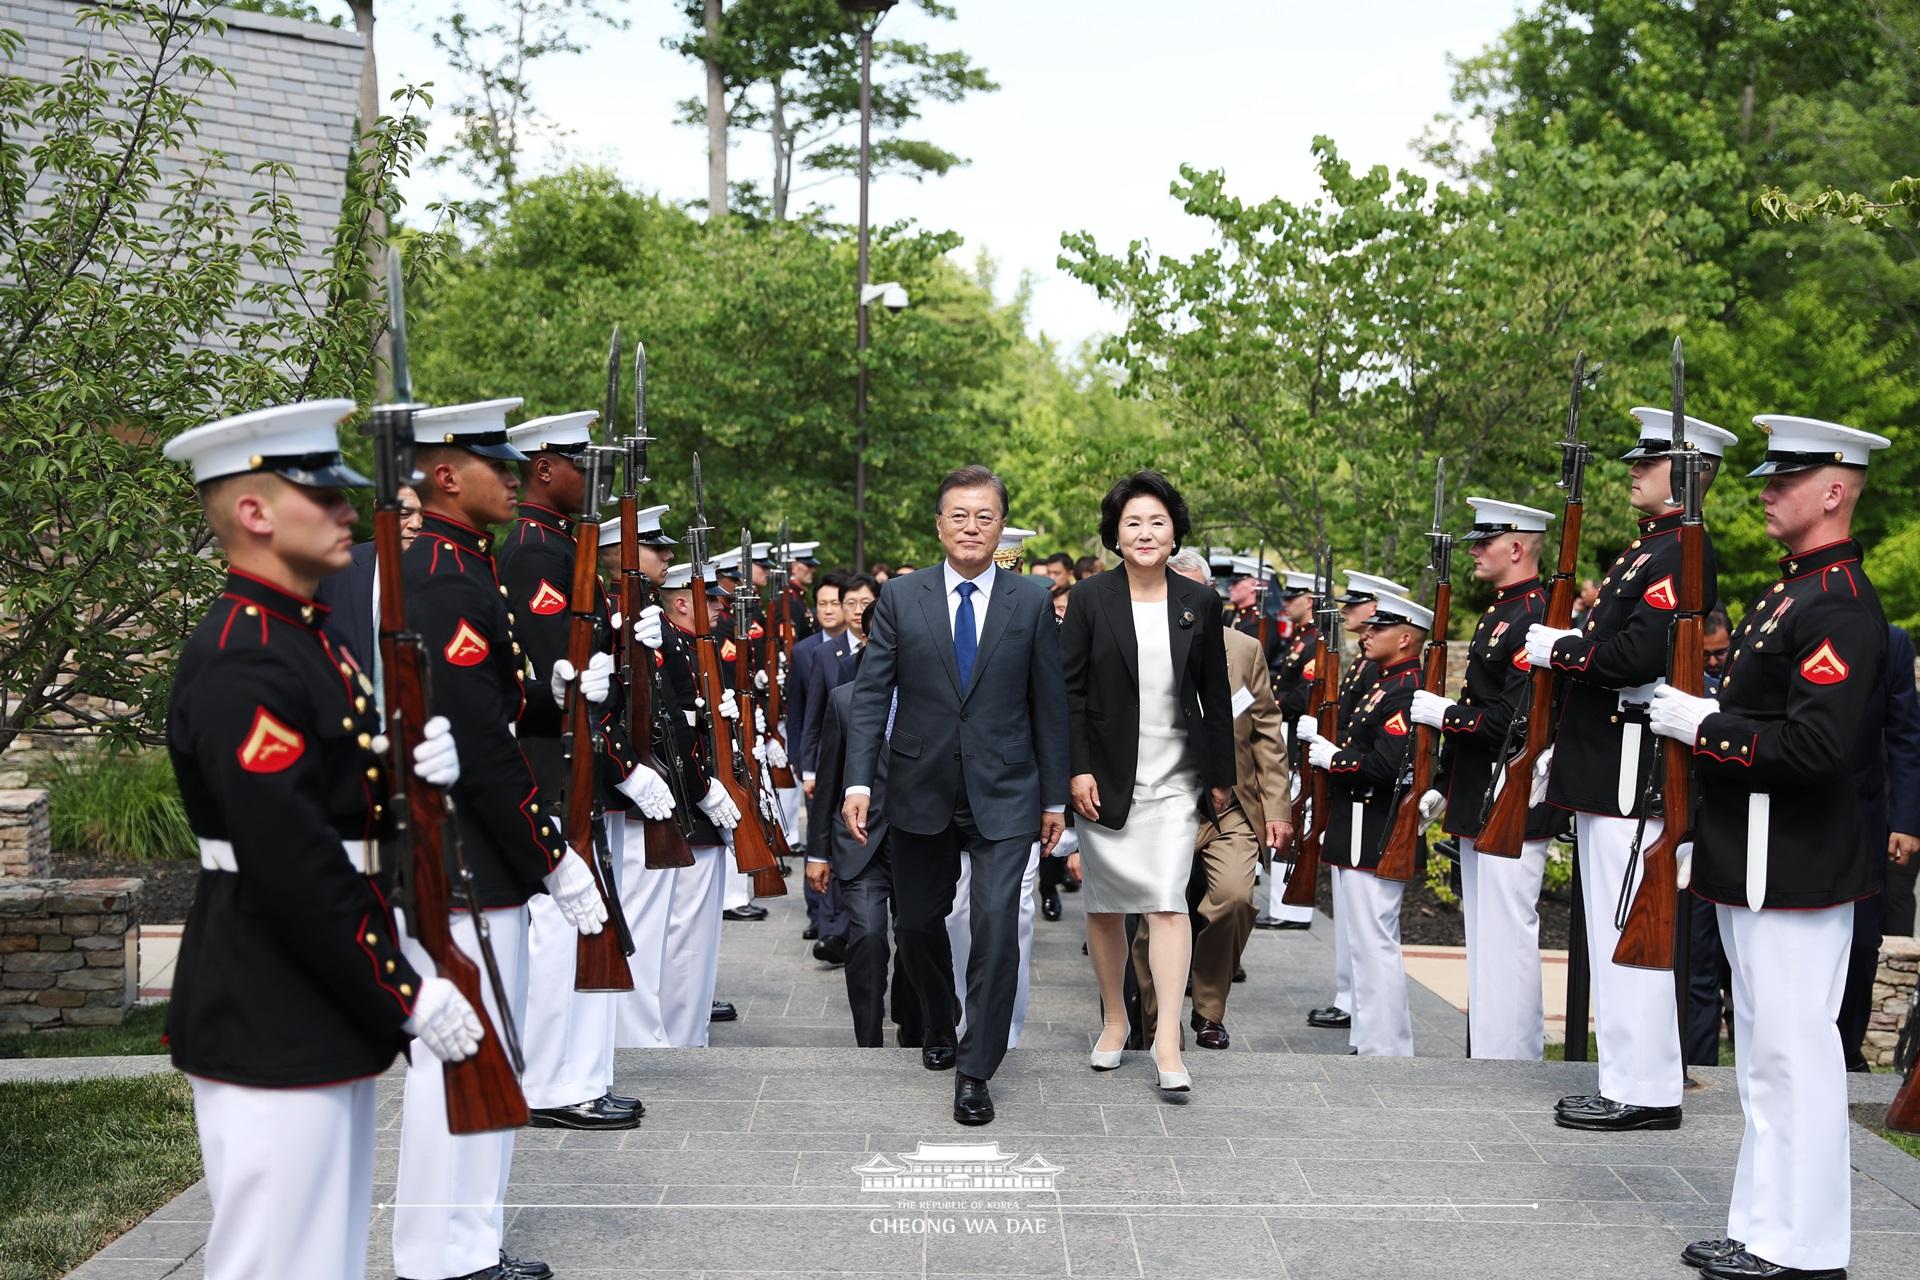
[1179,607,1196,630]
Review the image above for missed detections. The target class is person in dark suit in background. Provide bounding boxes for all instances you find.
[788,571,845,943]
[1883,625,1920,937]
[797,574,878,786]
[314,481,421,669]
[808,602,921,1048]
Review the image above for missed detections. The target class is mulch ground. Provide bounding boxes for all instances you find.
[1309,851,1577,950]
[50,854,198,925]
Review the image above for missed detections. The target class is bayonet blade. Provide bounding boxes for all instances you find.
[1431,457,1446,536]
[739,527,753,607]
[1670,336,1686,507]
[385,246,412,404]
[602,327,621,444]
[632,341,648,440]
[1566,352,1586,444]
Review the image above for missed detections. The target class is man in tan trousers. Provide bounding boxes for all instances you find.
[1134,549,1292,1049]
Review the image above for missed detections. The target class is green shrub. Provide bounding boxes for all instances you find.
[34,750,195,863]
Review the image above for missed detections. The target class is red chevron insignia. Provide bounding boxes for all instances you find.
[529,580,567,615]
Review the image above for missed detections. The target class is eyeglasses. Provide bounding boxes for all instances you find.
[940,511,1003,530]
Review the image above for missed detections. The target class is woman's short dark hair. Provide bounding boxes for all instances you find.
[1098,470,1191,553]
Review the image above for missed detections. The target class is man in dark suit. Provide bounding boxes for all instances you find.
[788,572,845,943]
[314,482,421,668]
[842,465,1069,1126]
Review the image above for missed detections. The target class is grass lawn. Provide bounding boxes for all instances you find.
[0,1003,169,1060]
[0,1074,201,1280]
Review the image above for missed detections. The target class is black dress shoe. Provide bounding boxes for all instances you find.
[1306,1006,1350,1029]
[723,905,768,921]
[527,1096,640,1131]
[1555,1092,1602,1113]
[1552,1096,1682,1131]
[602,1091,644,1117]
[1041,890,1062,921]
[1190,1014,1230,1050]
[501,1250,553,1278]
[954,1073,994,1126]
[813,935,849,965]
[1232,965,1246,983]
[1254,918,1311,930]
[896,1027,924,1049]
[709,1000,738,1022]
[1683,1238,1746,1269]
[922,1040,957,1071]
[802,924,819,940]
[1061,879,1080,893]
[1701,1249,1844,1280]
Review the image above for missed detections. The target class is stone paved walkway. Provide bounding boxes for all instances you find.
[60,876,1920,1279]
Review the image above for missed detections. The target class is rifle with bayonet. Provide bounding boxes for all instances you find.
[761,522,798,790]
[1282,544,1336,908]
[731,526,797,891]
[614,342,694,870]
[686,458,786,892]
[1478,352,1598,856]
[1888,982,1920,1134]
[370,247,528,1133]
[556,346,635,989]
[1614,337,1701,971]
[1377,460,1452,883]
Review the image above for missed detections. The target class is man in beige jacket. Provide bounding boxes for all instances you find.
[1134,550,1293,1049]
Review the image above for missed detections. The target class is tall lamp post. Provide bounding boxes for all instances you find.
[840,0,897,572]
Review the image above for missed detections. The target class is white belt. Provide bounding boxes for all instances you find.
[198,837,374,874]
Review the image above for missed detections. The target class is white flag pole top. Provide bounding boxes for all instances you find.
[413,397,529,461]
[1748,415,1892,476]
[508,410,598,457]
[1459,497,1556,542]
[1620,406,1738,460]
[1335,570,1411,606]
[1366,590,1435,632]
[164,399,369,488]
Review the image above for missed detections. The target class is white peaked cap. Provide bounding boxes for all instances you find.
[1624,407,1739,459]
[662,562,718,589]
[413,397,527,460]
[1280,570,1317,594]
[507,410,597,452]
[1462,497,1554,541]
[1228,556,1274,581]
[597,505,675,549]
[1367,590,1433,630]
[784,540,821,561]
[1339,571,1410,602]
[164,399,365,487]
[997,525,1037,552]
[1749,415,1892,475]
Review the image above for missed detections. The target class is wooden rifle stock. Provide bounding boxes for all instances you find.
[1282,632,1338,908]
[373,497,529,1134]
[1887,992,1920,1134]
[562,516,635,992]
[1612,525,1703,971]
[688,575,783,882]
[1377,582,1450,882]
[730,597,797,886]
[616,493,694,870]
[763,591,796,788]
[1479,502,1583,856]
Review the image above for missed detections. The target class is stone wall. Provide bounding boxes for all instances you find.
[0,790,50,879]
[1867,935,1919,1069]
[0,878,141,1032]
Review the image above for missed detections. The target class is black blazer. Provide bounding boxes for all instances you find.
[314,540,377,669]
[809,679,888,880]
[1059,566,1235,830]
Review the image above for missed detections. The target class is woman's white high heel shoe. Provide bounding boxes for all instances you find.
[1155,1061,1191,1092]
[1090,1046,1124,1071]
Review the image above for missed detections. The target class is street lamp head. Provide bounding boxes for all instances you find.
[861,281,910,313]
[837,0,898,13]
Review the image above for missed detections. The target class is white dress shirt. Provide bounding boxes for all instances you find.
[943,559,996,643]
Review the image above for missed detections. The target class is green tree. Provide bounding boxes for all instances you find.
[0,1,447,751]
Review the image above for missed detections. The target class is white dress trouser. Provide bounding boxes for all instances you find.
[1575,812,1682,1106]
[1333,866,1412,1056]
[1461,835,1548,1060]
[663,842,727,1046]
[950,842,1041,1049]
[392,906,530,1280]
[1330,857,1355,1012]
[1719,902,1852,1271]
[617,813,677,1048]
[189,1073,374,1280]
[723,865,752,910]
[521,818,616,1109]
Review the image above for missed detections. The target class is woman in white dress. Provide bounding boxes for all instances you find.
[1059,472,1235,1090]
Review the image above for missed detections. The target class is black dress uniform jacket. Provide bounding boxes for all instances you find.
[1324,657,1420,872]
[402,511,564,905]
[1545,510,1719,818]
[1336,655,1380,734]
[779,585,816,644]
[660,619,725,846]
[1230,605,1283,674]
[1435,577,1555,840]
[166,571,422,1086]
[1690,539,1888,909]
[1276,620,1319,723]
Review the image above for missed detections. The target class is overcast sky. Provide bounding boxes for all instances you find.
[369,0,1524,352]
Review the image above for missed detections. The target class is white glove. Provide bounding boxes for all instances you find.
[550,651,615,706]
[1410,689,1453,729]
[698,777,741,830]
[1296,714,1320,744]
[542,850,607,934]
[409,715,461,788]
[1649,685,1719,744]
[1676,840,1694,890]
[754,735,789,769]
[403,976,483,1063]
[616,762,675,820]
[609,610,622,633]
[753,706,768,734]
[1308,739,1336,771]
[1525,624,1578,670]
[753,668,769,692]
[636,604,665,650]
[1417,789,1446,825]
[717,689,739,721]
[1530,745,1554,807]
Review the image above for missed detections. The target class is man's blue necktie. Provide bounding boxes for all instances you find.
[954,580,978,690]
